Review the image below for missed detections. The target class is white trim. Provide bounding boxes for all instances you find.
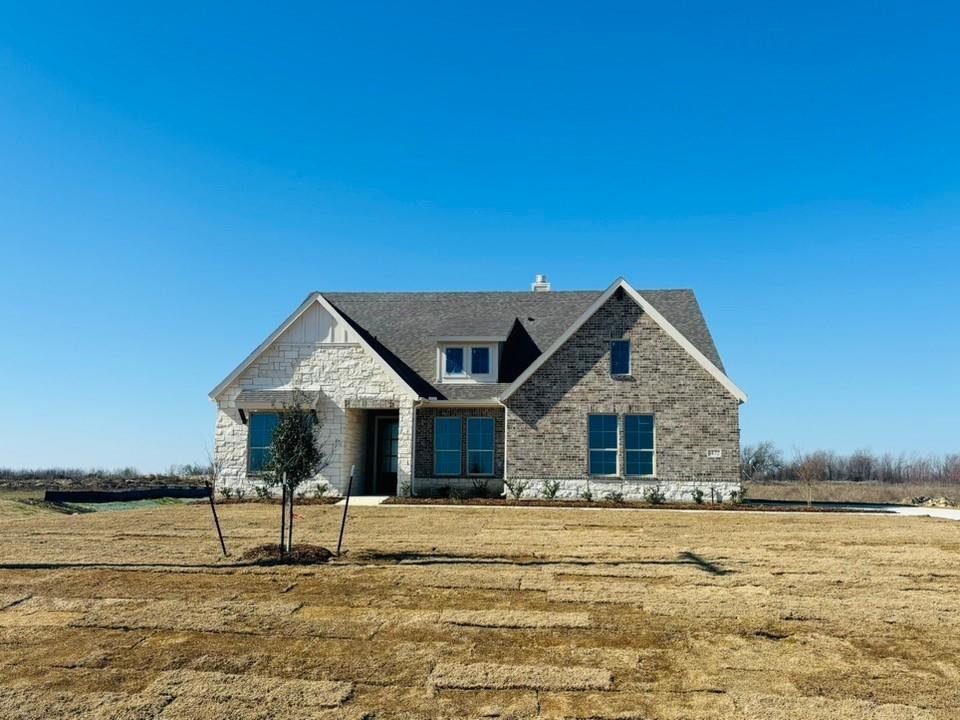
[437,342,498,384]
[498,278,747,404]
[209,293,419,401]
[435,336,507,343]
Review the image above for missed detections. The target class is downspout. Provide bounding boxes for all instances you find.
[497,397,509,497]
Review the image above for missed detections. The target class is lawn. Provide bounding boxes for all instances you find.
[0,500,958,719]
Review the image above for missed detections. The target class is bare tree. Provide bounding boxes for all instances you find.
[741,441,784,486]
[794,452,829,507]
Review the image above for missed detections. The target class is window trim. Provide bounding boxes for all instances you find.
[466,417,495,477]
[433,416,462,476]
[624,414,656,477]
[438,343,498,383]
[587,413,619,477]
[610,339,631,377]
[246,411,280,475]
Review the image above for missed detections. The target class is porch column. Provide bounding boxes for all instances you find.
[396,400,414,494]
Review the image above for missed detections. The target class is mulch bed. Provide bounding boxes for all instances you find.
[238,543,334,565]
[383,497,882,512]
[216,496,342,505]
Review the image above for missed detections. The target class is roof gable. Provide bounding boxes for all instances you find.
[498,279,747,403]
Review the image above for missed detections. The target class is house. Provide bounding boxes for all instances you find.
[209,276,746,501]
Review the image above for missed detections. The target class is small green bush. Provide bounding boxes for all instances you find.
[254,483,271,500]
[312,482,329,498]
[643,485,666,505]
[542,479,561,500]
[398,480,412,497]
[449,486,468,502]
[504,478,529,499]
[235,486,246,501]
[692,487,705,504]
[604,490,625,503]
[580,487,593,502]
[219,486,233,500]
[471,479,491,498]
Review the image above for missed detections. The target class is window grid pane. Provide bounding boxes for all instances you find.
[435,417,462,475]
[611,340,631,375]
[588,415,618,475]
[445,347,465,374]
[248,413,279,473]
[471,347,490,375]
[467,417,494,475]
[625,415,655,476]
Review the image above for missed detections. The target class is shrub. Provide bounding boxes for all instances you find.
[254,483,271,500]
[692,487,705,504]
[643,485,666,505]
[398,480,411,497]
[313,482,329,498]
[580,487,593,502]
[219,486,234,500]
[604,490,625,503]
[449,486,468,502]
[542,479,561,500]
[504,478,529,499]
[729,487,745,504]
[235,486,246,501]
[711,487,725,504]
[471,479,491,498]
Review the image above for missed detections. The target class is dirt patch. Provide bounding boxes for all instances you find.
[239,543,334,565]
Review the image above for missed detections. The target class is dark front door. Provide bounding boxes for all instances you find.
[374,418,399,495]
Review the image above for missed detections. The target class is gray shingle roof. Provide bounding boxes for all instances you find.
[324,289,724,401]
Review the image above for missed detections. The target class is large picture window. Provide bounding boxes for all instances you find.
[467,417,495,475]
[248,412,279,473]
[625,415,655,476]
[434,417,462,475]
[588,414,618,475]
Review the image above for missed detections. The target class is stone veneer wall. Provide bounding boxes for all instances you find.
[504,293,741,502]
[413,406,505,496]
[215,341,413,495]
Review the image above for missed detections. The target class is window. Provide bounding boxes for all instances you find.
[434,417,462,475]
[588,414,618,475]
[471,347,490,375]
[625,415,655,476]
[248,412,279,473]
[467,417,494,475]
[611,340,631,376]
[440,343,497,381]
[445,347,465,375]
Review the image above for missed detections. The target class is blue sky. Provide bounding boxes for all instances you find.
[1,2,958,472]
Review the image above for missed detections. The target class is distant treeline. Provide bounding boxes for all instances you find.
[0,464,212,481]
[742,442,960,485]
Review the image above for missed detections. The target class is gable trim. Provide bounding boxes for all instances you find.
[497,278,747,404]
[208,293,419,401]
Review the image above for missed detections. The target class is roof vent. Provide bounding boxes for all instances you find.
[531,274,551,292]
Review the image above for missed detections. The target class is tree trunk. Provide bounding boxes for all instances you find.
[279,484,287,555]
[287,487,294,552]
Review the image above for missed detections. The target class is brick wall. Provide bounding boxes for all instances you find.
[414,406,505,494]
[504,293,741,501]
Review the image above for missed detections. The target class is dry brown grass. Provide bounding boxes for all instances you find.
[747,481,960,504]
[0,501,958,718]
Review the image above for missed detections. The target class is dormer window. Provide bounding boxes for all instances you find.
[438,341,499,383]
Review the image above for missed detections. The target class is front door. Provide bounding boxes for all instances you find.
[374,418,399,495]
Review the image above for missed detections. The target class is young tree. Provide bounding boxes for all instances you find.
[266,397,326,553]
[794,451,828,507]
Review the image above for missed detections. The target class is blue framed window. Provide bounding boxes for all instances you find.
[471,347,490,375]
[467,417,495,475]
[611,340,631,376]
[445,347,465,375]
[588,414,618,475]
[434,417,462,475]
[625,415,655,476]
[248,412,279,473]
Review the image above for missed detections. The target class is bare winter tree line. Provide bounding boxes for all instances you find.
[741,442,960,486]
[0,464,212,481]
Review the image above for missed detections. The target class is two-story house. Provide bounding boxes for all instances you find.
[210,276,746,501]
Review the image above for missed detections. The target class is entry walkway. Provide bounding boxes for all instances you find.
[336,495,389,506]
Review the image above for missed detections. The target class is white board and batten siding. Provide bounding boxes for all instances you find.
[280,302,358,345]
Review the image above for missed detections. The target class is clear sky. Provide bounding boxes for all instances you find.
[1,2,958,472]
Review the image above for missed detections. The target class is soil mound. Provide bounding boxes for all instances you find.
[239,543,334,565]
